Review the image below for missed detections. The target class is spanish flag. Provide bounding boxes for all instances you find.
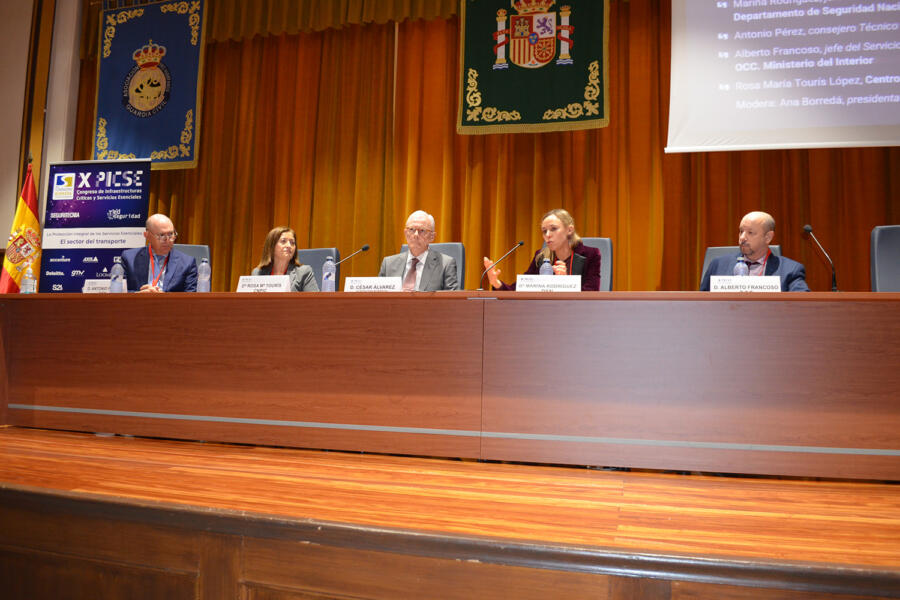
[0,163,41,293]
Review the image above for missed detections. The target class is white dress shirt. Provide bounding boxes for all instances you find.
[404,249,429,291]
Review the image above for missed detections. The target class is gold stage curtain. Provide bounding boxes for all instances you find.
[660,148,900,291]
[159,24,394,289]
[75,24,393,291]
[73,0,899,291]
[393,1,898,291]
[393,2,669,290]
[81,0,456,58]
[208,0,458,42]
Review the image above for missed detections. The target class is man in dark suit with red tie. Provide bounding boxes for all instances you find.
[120,213,198,293]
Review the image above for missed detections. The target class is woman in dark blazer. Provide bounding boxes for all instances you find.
[251,226,319,292]
[483,209,601,291]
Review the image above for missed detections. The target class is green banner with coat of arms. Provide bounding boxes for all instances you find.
[457,0,608,134]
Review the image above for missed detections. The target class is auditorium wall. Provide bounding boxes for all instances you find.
[58,0,900,291]
[1,2,35,232]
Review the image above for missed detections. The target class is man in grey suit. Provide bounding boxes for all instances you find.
[378,210,459,291]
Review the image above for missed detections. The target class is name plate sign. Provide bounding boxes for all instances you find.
[81,279,112,294]
[344,277,402,292]
[236,275,291,293]
[516,275,581,292]
[710,276,781,292]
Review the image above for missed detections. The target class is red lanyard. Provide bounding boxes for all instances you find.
[554,251,574,274]
[753,249,772,275]
[149,251,170,287]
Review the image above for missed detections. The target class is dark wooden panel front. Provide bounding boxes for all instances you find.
[0,496,199,570]
[242,537,615,600]
[482,294,900,479]
[0,548,197,600]
[0,303,8,425]
[671,581,887,600]
[2,292,899,478]
[3,293,483,457]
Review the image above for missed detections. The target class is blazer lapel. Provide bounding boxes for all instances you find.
[723,253,743,275]
[571,253,586,276]
[163,252,180,290]
[389,254,406,278]
[419,252,440,290]
[135,247,151,285]
[765,254,780,276]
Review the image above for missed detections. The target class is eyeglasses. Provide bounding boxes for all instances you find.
[405,227,433,237]
[151,231,178,241]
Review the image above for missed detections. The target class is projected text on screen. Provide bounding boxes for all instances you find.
[667,0,900,152]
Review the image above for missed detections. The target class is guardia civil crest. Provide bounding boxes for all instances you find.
[123,41,171,117]
[93,0,206,169]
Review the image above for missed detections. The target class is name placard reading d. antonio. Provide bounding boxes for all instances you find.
[92,0,207,169]
[458,0,608,134]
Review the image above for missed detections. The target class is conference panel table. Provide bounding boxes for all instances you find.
[1,291,898,480]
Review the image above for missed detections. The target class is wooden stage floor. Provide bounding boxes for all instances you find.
[1,427,898,599]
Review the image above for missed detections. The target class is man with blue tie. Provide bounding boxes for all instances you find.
[120,213,198,293]
[700,211,809,292]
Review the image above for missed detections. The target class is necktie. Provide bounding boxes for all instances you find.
[403,257,418,291]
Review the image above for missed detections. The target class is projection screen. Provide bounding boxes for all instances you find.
[667,0,900,152]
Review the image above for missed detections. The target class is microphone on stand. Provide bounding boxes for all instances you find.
[335,244,370,266]
[802,224,837,291]
[479,241,525,290]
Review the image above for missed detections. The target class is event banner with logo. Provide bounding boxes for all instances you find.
[39,160,150,293]
[457,0,608,134]
[92,0,206,169]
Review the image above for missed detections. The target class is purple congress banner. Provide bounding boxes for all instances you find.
[40,160,150,293]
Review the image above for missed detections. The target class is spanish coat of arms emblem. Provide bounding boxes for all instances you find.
[492,0,574,70]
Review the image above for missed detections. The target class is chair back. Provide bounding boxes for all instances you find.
[579,237,613,291]
[173,244,211,267]
[701,245,781,281]
[400,242,465,290]
[871,225,900,292]
[296,247,341,290]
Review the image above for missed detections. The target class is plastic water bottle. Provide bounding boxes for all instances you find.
[109,263,125,293]
[539,258,553,276]
[321,256,336,292]
[733,258,750,277]
[21,265,37,294]
[197,258,211,292]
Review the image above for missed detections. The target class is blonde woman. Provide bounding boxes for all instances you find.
[483,209,601,291]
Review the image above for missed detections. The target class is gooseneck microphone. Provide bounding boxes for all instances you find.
[335,244,370,266]
[802,224,837,291]
[479,241,525,290]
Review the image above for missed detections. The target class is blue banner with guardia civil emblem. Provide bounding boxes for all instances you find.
[457,0,609,134]
[93,1,206,169]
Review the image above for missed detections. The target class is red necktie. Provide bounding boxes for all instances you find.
[403,257,418,291]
